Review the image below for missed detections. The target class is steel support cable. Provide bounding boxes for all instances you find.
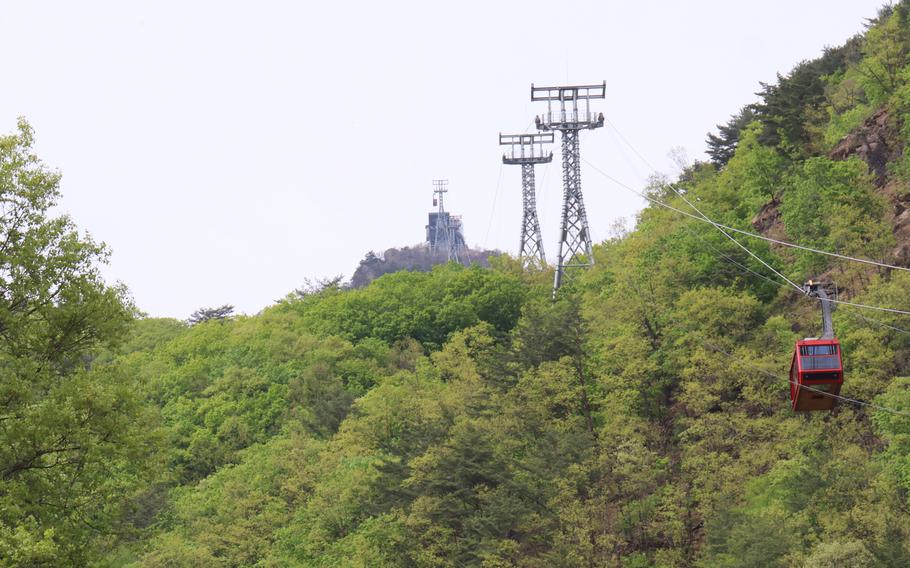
[601,117,910,275]
[595,122,910,414]
[664,173,805,292]
[583,159,910,316]
[825,297,910,315]
[848,310,910,335]
[603,116,658,173]
[484,162,504,248]
[680,221,790,289]
[663,177,910,318]
[640,213,910,413]
[702,341,910,418]
[585,139,910,412]
[683,222,910,335]
[586,142,803,291]
[673,174,910,315]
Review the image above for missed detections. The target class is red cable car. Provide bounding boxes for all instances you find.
[789,281,844,411]
[789,338,843,411]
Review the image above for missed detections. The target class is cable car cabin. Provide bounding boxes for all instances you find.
[789,338,843,411]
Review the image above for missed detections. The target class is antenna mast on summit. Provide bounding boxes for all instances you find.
[430,179,460,263]
[531,81,605,295]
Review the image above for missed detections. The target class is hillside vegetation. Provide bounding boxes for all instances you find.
[6,4,910,567]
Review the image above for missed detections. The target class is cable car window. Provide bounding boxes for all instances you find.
[800,355,840,370]
[799,345,838,356]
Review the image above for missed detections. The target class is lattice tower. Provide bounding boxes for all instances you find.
[499,132,553,266]
[532,82,605,294]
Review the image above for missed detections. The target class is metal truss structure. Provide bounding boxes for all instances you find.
[499,132,553,266]
[430,179,461,263]
[531,81,605,294]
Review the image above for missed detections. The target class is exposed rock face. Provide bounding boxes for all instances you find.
[751,197,782,235]
[829,107,899,186]
[819,107,910,266]
[880,181,910,266]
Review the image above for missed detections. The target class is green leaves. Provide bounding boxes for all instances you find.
[31,8,910,564]
[0,121,151,564]
[778,156,890,276]
[285,263,528,349]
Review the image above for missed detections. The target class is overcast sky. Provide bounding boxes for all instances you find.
[0,1,888,318]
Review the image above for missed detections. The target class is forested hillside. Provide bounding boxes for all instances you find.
[7,4,910,567]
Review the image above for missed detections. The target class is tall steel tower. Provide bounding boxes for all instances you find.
[532,82,605,293]
[499,132,553,266]
[429,179,461,263]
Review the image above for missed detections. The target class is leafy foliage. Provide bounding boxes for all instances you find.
[0,120,154,565]
[14,4,910,566]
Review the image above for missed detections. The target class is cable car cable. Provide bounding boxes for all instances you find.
[582,127,910,411]
[662,171,805,291]
[599,118,910,275]
[484,162,504,248]
[701,341,910,418]
[661,176,910,317]
[671,177,910,316]
[586,157,910,274]
[844,310,910,336]
[679,221,791,289]
[681,224,910,334]
[583,160,910,316]
[578,131,910,405]
[625,227,910,411]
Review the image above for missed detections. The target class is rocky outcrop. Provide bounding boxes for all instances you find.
[350,245,501,288]
[813,107,910,266]
[829,107,900,186]
[877,180,910,266]
[751,197,782,235]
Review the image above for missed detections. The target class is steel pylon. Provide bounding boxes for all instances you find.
[531,81,605,294]
[499,132,552,267]
[553,128,592,289]
[519,163,546,265]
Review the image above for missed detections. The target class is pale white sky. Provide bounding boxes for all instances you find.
[0,1,887,318]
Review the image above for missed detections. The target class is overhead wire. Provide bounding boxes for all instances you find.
[590,119,910,416]
[847,310,910,336]
[582,158,910,316]
[664,171,805,291]
[601,117,910,274]
[659,172,910,317]
[680,222,789,290]
[669,169,910,315]
[679,222,910,335]
[484,162,504,248]
[677,224,910,404]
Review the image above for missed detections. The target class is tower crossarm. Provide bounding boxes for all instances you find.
[499,132,554,165]
[532,81,606,131]
[498,132,550,267]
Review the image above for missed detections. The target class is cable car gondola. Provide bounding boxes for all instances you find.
[789,281,843,411]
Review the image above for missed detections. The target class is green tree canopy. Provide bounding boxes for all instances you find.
[0,120,153,564]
